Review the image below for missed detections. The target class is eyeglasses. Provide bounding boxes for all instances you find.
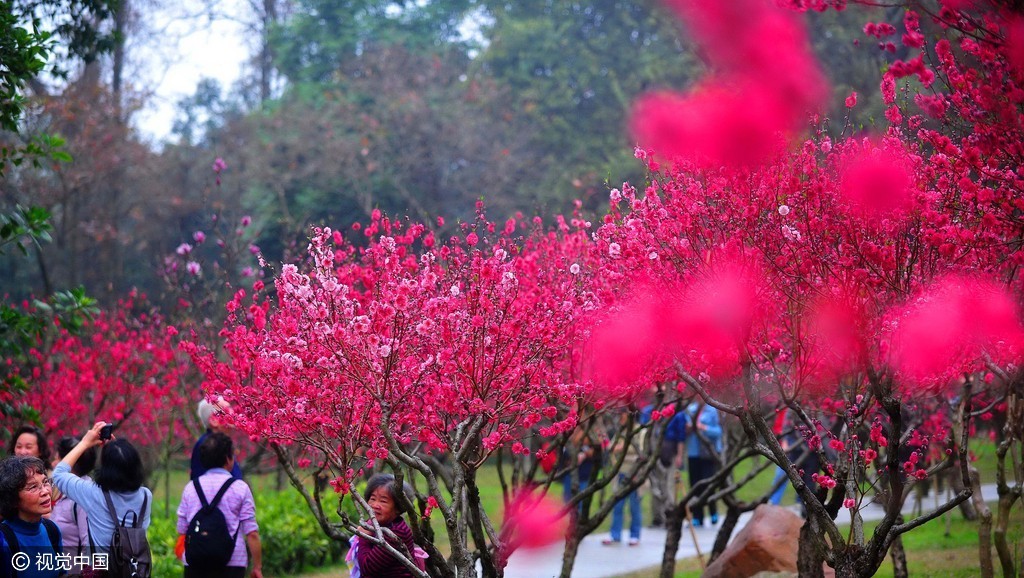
[22,478,53,494]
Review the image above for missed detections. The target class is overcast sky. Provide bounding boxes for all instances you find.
[129,0,249,143]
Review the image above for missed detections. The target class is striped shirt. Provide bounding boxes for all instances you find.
[176,468,258,568]
[355,517,417,578]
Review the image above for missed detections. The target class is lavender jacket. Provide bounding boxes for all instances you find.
[176,468,259,568]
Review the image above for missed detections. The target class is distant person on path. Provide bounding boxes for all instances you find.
[650,410,686,527]
[50,437,95,575]
[561,430,598,507]
[603,412,646,546]
[684,401,722,527]
[191,398,243,480]
[0,456,62,578]
[355,473,422,578]
[177,433,263,578]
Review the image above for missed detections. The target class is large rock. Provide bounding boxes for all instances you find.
[702,505,803,578]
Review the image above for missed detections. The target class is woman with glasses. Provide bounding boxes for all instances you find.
[0,455,62,578]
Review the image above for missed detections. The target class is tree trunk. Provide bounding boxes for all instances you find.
[708,504,740,563]
[797,517,826,578]
[659,504,684,578]
[969,467,995,578]
[260,0,277,104]
[111,0,128,118]
[558,532,582,578]
[949,466,978,521]
[889,519,908,578]
[993,493,1017,578]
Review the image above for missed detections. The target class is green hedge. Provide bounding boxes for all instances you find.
[150,487,352,576]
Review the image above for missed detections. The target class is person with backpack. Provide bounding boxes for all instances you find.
[0,456,62,578]
[50,437,96,575]
[177,433,262,578]
[53,422,152,578]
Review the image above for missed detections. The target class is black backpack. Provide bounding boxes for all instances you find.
[184,477,239,570]
[102,490,151,578]
[0,518,60,578]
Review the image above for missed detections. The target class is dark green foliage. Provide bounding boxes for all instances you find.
[269,0,476,85]
[0,3,50,132]
[476,0,698,205]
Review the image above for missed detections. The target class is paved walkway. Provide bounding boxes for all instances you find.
[502,484,998,578]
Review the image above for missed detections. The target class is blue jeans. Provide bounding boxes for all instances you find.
[770,466,787,505]
[563,477,590,513]
[610,475,642,541]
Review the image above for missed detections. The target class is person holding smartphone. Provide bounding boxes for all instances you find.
[52,422,152,552]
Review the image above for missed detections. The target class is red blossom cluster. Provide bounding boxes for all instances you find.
[24,293,191,445]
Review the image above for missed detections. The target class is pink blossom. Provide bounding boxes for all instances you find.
[498,486,569,554]
[569,263,581,275]
[797,293,866,392]
[176,243,193,256]
[588,291,668,394]
[186,261,201,276]
[845,91,858,108]
[212,157,227,173]
[843,498,856,509]
[778,205,791,216]
[608,242,622,258]
[193,231,206,243]
[836,138,915,221]
[811,473,838,489]
[890,276,1024,389]
[241,215,252,227]
[631,84,791,168]
[880,74,897,104]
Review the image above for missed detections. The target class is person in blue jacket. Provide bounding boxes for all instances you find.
[684,401,722,527]
[0,456,62,578]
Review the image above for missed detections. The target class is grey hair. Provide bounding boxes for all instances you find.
[197,399,217,428]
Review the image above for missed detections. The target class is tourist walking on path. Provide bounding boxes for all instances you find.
[684,402,722,527]
[177,432,263,578]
